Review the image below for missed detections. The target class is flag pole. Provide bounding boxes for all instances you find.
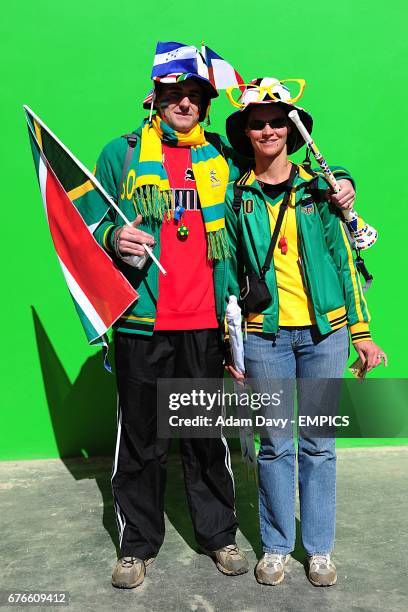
[23,105,166,275]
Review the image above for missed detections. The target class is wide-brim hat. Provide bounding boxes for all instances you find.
[226,77,313,157]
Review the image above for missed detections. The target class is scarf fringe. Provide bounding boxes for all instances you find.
[207,228,230,260]
[132,118,229,259]
[133,186,172,222]
[133,186,229,259]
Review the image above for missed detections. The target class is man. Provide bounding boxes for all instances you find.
[88,41,356,589]
[89,42,249,589]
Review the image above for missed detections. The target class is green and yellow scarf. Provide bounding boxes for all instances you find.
[132,115,230,259]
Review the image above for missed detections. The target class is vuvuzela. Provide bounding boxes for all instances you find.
[288,109,377,250]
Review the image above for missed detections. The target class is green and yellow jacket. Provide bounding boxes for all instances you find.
[225,165,371,343]
[88,131,242,335]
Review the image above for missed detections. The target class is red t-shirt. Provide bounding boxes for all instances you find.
[154,144,218,331]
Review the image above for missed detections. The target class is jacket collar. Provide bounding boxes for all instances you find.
[235,164,317,196]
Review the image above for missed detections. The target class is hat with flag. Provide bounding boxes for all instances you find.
[143,41,218,111]
[202,44,244,91]
[226,77,313,157]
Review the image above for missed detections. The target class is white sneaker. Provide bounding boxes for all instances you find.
[255,553,289,585]
[307,554,337,586]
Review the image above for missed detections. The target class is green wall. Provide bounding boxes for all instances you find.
[1,0,406,460]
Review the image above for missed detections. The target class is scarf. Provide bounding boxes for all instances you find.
[132,115,230,259]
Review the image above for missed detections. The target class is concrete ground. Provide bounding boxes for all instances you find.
[0,447,407,612]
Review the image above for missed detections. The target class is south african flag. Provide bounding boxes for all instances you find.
[24,105,138,354]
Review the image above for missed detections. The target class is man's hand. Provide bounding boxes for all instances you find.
[328,179,355,211]
[353,340,388,373]
[115,214,155,257]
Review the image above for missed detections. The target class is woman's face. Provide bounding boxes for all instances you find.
[245,105,291,159]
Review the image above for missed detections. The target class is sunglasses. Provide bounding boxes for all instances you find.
[247,118,288,131]
[226,79,306,108]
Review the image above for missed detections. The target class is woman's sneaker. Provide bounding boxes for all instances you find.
[111,556,146,589]
[307,554,337,586]
[255,553,289,585]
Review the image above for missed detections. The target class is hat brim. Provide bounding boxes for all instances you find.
[226,101,313,157]
[143,74,218,109]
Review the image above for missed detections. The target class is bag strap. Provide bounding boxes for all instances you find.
[231,180,252,299]
[204,131,225,157]
[233,179,265,276]
[118,133,138,199]
[261,163,298,279]
[232,180,243,216]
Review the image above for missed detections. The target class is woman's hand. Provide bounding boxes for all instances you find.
[225,364,245,384]
[328,179,355,211]
[353,340,388,373]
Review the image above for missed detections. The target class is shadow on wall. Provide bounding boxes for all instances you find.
[32,306,119,553]
[32,306,117,457]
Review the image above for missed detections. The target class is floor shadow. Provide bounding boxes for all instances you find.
[232,459,261,558]
[293,518,307,564]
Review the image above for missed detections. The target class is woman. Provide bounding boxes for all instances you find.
[224,78,387,587]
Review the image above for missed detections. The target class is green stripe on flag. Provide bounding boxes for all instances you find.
[27,127,41,179]
[70,295,103,345]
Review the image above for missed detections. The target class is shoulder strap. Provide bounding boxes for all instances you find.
[261,163,297,278]
[204,131,224,157]
[300,147,314,175]
[232,180,243,216]
[118,133,138,199]
[231,180,247,295]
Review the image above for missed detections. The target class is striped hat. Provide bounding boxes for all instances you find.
[143,42,218,113]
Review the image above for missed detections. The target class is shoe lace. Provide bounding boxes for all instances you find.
[224,544,241,558]
[263,553,285,569]
[310,554,331,569]
[120,556,140,567]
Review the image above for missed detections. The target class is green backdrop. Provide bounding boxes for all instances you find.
[1,0,406,460]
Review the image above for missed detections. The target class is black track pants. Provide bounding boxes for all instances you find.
[111,330,237,559]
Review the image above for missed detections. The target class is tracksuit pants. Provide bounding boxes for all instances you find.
[111,329,238,559]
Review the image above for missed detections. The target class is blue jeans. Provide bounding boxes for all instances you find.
[244,325,349,556]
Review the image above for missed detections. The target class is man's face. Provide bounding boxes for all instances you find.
[155,79,204,133]
[245,105,291,159]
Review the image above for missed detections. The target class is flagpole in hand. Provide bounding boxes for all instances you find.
[108,208,166,275]
[23,105,166,275]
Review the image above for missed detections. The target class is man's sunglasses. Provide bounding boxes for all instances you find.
[247,118,288,131]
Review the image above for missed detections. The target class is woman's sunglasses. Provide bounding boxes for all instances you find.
[247,118,289,131]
